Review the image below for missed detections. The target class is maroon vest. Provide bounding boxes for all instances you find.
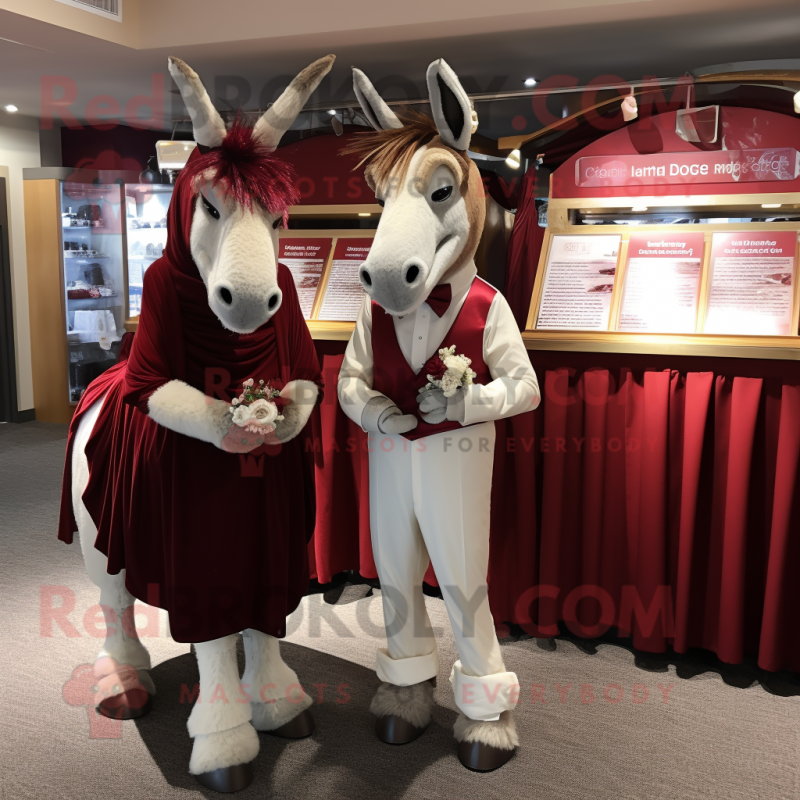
[371,278,497,441]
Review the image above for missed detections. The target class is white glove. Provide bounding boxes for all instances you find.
[416,387,465,425]
[377,406,418,435]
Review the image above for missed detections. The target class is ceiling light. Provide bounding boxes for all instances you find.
[631,205,648,212]
[523,78,537,88]
[505,149,521,170]
[327,109,337,116]
[762,203,782,208]
[358,212,371,217]
[4,104,18,113]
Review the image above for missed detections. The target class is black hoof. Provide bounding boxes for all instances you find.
[96,691,153,720]
[194,761,254,793]
[265,708,315,739]
[375,714,428,745]
[457,740,515,772]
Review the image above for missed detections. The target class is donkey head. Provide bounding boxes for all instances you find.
[348,59,484,316]
[168,55,334,333]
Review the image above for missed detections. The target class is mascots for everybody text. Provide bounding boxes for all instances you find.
[58,55,334,792]
[338,59,541,770]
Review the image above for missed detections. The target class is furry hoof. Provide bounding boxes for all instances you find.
[457,740,515,772]
[264,708,315,739]
[96,689,152,720]
[189,722,260,777]
[194,761,254,793]
[375,714,428,745]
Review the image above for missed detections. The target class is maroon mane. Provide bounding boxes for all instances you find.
[182,116,300,222]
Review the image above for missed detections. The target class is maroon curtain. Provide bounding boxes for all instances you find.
[502,167,544,329]
[311,343,800,673]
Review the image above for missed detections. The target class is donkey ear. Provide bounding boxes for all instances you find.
[426,59,474,151]
[168,57,227,148]
[352,68,403,131]
[253,54,336,150]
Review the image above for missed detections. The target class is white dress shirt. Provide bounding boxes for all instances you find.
[337,262,540,432]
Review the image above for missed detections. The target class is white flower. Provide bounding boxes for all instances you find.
[232,398,240,405]
[441,371,461,397]
[248,398,279,426]
[443,353,471,380]
[243,378,255,388]
[231,405,252,426]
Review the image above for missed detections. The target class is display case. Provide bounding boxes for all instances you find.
[124,184,173,318]
[25,173,134,422]
[60,181,126,402]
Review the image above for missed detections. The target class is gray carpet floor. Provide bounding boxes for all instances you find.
[1,421,799,800]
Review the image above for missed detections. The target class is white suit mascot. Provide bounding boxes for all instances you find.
[337,59,540,771]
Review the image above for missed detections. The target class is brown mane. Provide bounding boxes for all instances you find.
[343,106,470,190]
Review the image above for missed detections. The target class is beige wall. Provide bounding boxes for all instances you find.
[0,115,41,413]
[0,0,140,47]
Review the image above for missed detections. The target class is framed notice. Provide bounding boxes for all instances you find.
[618,233,705,333]
[317,238,373,321]
[278,238,332,319]
[536,235,621,331]
[703,232,798,336]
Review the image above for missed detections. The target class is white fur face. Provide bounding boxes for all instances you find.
[189,179,283,334]
[359,146,470,316]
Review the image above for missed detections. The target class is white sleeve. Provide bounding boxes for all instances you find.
[461,291,541,426]
[337,297,396,431]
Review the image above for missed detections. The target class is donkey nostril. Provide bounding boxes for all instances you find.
[361,269,372,287]
[218,287,233,306]
[268,293,279,309]
[405,264,420,284]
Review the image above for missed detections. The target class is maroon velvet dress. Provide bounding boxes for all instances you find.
[58,168,323,644]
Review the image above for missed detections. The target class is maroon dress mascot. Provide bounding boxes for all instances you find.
[58,55,335,792]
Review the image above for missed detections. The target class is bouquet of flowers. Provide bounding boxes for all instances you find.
[419,345,477,398]
[229,378,284,434]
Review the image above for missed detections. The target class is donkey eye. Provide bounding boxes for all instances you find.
[431,186,453,203]
[202,194,220,220]
[272,218,282,230]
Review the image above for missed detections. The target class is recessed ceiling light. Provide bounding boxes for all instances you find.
[762,203,782,208]
[631,205,648,212]
[358,212,371,217]
[4,104,18,113]
[327,109,337,116]
[523,78,537,88]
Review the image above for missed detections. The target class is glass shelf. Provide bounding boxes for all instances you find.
[125,183,174,318]
[60,182,125,404]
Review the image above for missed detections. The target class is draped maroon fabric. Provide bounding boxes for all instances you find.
[58,149,323,643]
[502,167,544,330]
[311,343,800,673]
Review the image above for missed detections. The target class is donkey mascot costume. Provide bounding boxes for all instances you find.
[58,55,334,791]
[338,60,540,770]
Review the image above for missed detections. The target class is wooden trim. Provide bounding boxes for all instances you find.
[525,228,553,330]
[288,204,382,217]
[307,320,356,340]
[607,237,629,331]
[25,180,74,424]
[694,232,713,333]
[522,330,800,360]
[309,239,337,321]
[547,192,800,220]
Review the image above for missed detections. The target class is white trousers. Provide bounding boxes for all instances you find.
[368,421,519,721]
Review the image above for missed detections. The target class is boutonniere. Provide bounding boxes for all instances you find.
[419,345,477,398]
[229,378,285,434]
